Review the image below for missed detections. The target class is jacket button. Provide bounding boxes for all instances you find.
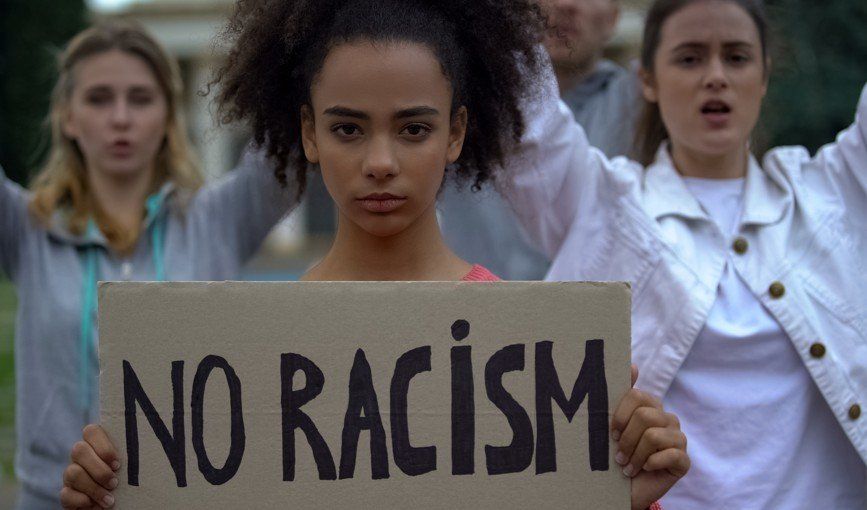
[809,343,826,358]
[769,282,785,299]
[733,237,749,254]
[850,405,862,420]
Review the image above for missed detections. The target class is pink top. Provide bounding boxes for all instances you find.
[461,264,501,281]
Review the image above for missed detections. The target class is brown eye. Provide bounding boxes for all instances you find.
[400,123,431,139]
[332,124,362,138]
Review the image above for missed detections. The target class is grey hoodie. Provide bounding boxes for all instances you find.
[0,152,294,507]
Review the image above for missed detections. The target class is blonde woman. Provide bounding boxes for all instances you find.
[0,21,292,509]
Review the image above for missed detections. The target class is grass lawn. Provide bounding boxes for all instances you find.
[0,279,16,479]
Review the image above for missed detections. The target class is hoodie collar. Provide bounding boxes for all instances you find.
[642,143,791,227]
[46,181,176,248]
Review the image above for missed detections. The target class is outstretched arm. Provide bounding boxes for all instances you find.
[188,145,300,266]
[499,55,625,260]
[0,165,30,280]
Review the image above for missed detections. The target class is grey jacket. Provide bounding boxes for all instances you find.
[0,152,293,504]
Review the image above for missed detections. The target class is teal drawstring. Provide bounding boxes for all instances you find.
[78,195,167,412]
[79,220,99,412]
[146,194,166,282]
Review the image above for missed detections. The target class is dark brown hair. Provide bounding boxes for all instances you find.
[212,0,545,197]
[633,0,770,165]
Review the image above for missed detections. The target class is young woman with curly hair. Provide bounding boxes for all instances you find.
[59,1,687,509]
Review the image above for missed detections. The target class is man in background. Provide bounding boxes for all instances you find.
[438,0,638,280]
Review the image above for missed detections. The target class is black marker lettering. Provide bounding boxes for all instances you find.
[484,344,533,475]
[339,349,389,480]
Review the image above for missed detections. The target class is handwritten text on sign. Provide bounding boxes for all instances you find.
[99,282,631,508]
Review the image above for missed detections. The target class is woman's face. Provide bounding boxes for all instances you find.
[301,41,466,238]
[63,49,168,182]
[642,0,767,158]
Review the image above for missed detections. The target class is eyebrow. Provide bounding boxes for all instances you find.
[672,40,755,52]
[322,105,440,120]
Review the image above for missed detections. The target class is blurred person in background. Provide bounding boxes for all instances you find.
[0,21,293,509]
[437,0,639,281]
[503,0,867,507]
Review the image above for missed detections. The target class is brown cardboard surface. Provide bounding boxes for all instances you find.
[98,281,631,509]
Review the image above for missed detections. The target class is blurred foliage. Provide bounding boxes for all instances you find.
[0,0,87,186]
[762,0,867,153]
[0,279,15,478]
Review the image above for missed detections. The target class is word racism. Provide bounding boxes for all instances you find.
[123,320,609,487]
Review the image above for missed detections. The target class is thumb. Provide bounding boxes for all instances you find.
[631,364,639,387]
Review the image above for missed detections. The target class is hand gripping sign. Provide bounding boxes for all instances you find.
[99,281,631,508]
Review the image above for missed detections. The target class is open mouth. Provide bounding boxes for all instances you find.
[701,100,732,115]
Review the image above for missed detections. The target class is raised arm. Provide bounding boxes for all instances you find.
[792,83,867,228]
[0,165,30,280]
[499,57,630,260]
[188,145,299,265]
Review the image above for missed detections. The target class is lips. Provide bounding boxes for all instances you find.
[108,139,133,157]
[357,193,407,213]
[700,99,732,128]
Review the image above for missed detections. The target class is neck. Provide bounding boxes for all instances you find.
[305,205,471,281]
[669,142,749,180]
[554,56,600,94]
[88,165,154,232]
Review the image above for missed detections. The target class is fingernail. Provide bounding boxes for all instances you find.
[102,494,115,507]
[111,460,120,471]
[108,477,118,489]
[622,465,634,477]
[615,451,626,465]
[612,429,621,441]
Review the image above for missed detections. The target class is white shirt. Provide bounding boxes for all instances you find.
[501,60,867,500]
[660,177,866,508]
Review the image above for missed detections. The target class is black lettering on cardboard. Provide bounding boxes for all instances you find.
[280,353,336,481]
[535,340,609,473]
[484,344,534,475]
[190,355,246,485]
[339,349,390,480]
[123,360,186,487]
[450,344,474,475]
[390,346,436,476]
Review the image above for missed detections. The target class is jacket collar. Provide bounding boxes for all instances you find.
[46,181,177,248]
[643,143,791,227]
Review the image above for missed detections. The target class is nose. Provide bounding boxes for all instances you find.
[110,98,132,129]
[363,136,399,180]
[703,57,729,91]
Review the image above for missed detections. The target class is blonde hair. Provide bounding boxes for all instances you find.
[29,20,203,253]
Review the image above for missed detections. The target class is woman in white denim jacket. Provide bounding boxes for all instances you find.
[504,0,866,508]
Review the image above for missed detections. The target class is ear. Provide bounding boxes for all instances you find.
[61,107,78,140]
[446,106,468,165]
[300,105,319,164]
[761,57,772,98]
[639,67,659,104]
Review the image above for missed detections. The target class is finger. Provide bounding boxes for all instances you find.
[643,447,691,478]
[623,427,686,478]
[610,388,662,440]
[71,440,118,491]
[83,424,121,471]
[631,364,639,387]
[614,404,669,465]
[60,486,96,509]
[63,463,116,509]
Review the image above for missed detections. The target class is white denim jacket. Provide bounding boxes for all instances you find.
[503,68,867,463]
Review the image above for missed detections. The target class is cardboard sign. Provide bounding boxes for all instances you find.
[99,281,631,508]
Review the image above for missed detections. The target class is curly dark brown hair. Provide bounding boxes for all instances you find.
[212,0,545,196]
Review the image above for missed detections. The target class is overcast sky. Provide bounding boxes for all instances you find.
[87,0,139,11]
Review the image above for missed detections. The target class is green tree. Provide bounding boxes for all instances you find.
[0,0,87,185]
[762,0,867,153]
